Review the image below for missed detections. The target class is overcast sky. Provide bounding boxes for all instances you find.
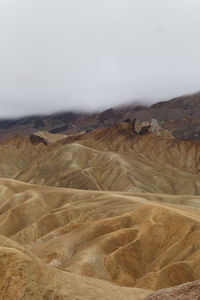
[0,0,200,118]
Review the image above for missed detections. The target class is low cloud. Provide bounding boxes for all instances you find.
[0,0,200,118]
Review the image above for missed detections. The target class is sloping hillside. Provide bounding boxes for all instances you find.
[1,122,200,299]
[1,91,200,140]
[1,178,200,294]
[1,123,200,194]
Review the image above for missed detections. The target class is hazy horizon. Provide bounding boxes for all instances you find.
[0,98,150,120]
[1,0,200,118]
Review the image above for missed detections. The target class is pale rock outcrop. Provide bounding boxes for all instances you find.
[30,130,66,145]
[134,118,173,138]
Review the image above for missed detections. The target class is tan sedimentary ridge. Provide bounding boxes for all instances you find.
[1,178,200,295]
[1,123,200,298]
[4,123,200,194]
[0,235,150,300]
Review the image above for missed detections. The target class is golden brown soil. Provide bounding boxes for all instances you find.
[1,178,200,297]
[0,235,151,300]
[1,123,200,194]
[1,123,200,299]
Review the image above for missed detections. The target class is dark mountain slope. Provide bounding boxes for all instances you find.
[1,91,200,140]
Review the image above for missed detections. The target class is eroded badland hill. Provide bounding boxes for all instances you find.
[1,107,200,299]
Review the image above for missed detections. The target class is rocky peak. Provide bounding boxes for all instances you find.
[133,118,173,138]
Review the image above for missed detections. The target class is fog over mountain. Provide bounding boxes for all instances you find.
[1,0,200,117]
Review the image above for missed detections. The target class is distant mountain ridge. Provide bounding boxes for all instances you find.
[1,98,200,298]
[1,91,200,140]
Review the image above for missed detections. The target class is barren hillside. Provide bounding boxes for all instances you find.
[1,122,200,299]
[1,178,200,296]
[1,123,200,194]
